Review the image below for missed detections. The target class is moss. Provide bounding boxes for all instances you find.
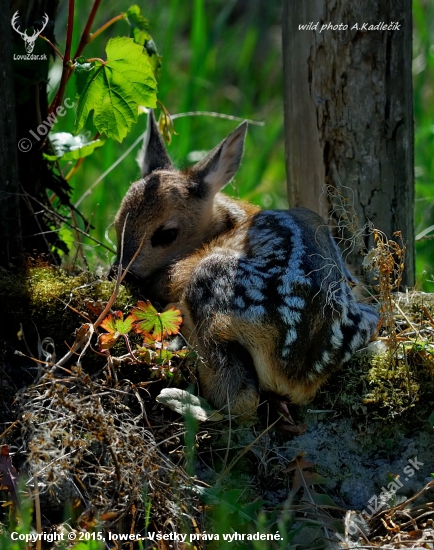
[1,266,138,360]
[312,291,434,434]
[2,267,433,435]
[363,353,418,415]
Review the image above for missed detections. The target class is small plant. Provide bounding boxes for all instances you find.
[97,300,184,379]
[363,229,406,351]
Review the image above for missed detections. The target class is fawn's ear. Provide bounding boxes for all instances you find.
[192,121,247,195]
[137,110,173,177]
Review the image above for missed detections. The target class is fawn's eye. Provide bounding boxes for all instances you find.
[151,226,179,248]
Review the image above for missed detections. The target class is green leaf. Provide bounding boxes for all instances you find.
[74,37,157,142]
[101,311,135,335]
[45,132,105,161]
[75,56,96,95]
[429,410,434,427]
[99,311,135,349]
[125,5,162,78]
[201,488,266,527]
[132,300,182,341]
[72,541,103,550]
[125,4,151,44]
[136,347,155,363]
[155,349,173,364]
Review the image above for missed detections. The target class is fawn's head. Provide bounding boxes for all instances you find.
[113,111,248,278]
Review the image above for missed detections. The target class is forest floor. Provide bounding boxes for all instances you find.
[0,265,434,549]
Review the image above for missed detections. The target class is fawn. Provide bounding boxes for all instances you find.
[113,111,379,419]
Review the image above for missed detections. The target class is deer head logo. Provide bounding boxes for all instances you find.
[11,11,49,54]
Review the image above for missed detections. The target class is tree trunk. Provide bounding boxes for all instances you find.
[10,0,66,263]
[282,0,414,287]
[0,8,22,268]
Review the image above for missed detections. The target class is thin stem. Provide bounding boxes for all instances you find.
[73,0,103,59]
[39,35,63,60]
[86,58,105,64]
[22,192,115,254]
[158,315,164,358]
[93,214,129,330]
[65,157,85,182]
[64,0,74,63]
[74,131,145,209]
[49,0,75,115]
[34,476,42,550]
[89,14,125,44]
[65,132,101,181]
[123,335,136,362]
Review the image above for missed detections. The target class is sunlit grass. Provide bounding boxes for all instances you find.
[50,0,285,271]
[414,0,434,289]
[52,0,434,286]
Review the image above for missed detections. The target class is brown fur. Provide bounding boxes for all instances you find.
[112,112,379,419]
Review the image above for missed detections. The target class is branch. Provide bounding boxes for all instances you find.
[73,0,103,59]
[49,0,75,115]
[22,192,115,254]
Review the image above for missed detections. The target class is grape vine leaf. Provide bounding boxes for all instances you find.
[99,310,135,350]
[125,5,162,77]
[44,132,105,161]
[132,300,182,342]
[125,4,150,45]
[74,37,157,142]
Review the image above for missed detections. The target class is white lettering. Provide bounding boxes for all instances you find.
[37,124,48,136]
[64,97,74,109]
[408,457,424,470]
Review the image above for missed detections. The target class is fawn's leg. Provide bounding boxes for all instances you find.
[196,340,260,420]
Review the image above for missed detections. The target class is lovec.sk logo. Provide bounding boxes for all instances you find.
[11,11,48,55]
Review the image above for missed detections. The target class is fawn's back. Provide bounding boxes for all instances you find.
[113,112,379,419]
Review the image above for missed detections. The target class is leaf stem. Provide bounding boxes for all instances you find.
[158,315,164,358]
[39,35,64,60]
[73,0,103,59]
[89,14,125,44]
[86,58,106,64]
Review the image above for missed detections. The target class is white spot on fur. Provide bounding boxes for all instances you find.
[234,296,245,309]
[245,287,265,302]
[284,329,298,346]
[244,304,266,318]
[331,323,344,348]
[321,351,331,365]
[278,306,301,325]
[314,361,324,373]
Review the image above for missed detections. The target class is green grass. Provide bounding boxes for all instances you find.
[414,0,434,290]
[51,0,286,270]
[50,0,434,288]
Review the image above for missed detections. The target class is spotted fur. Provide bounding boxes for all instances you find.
[113,111,379,419]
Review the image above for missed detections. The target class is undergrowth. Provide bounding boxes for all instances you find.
[1,188,434,548]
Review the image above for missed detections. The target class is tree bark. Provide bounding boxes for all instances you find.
[0,8,22,268]
[282,0,414,287]
[10,0,65,263]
